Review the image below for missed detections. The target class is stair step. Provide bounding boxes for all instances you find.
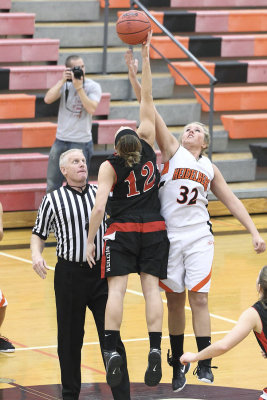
[108,98,201,125]
[169,125,228,152]
[11,0,100,22]
[35,22,121,47]
[212,152,256,182]
[91,72,174,100]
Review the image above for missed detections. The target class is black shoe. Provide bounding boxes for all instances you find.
[0,336,15,353]
[104,350,123,388]
[167,349,190,392]
[145,348,162,387]
[193,361,217,384]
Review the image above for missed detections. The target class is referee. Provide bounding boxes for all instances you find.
[31,149,130,400]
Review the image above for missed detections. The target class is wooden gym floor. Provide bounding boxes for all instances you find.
[0,214,266,399]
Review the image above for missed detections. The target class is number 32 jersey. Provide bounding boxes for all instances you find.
[106,139,162,219]
[159,145,214,230]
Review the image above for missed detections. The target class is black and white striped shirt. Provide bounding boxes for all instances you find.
[32,184,105,262]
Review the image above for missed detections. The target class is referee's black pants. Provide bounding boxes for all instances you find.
[54,258,131,400]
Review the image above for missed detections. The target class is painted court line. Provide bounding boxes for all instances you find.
[0,250,237,352]
[12,330,231,352]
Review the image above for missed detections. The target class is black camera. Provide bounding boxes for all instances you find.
[72,66,84,80]
[67,66,84,81]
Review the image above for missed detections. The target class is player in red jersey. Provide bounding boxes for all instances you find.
[86,32,169,389]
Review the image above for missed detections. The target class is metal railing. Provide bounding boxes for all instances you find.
[102,0,217,160]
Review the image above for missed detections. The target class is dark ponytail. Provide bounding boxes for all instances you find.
[116,135,142,167]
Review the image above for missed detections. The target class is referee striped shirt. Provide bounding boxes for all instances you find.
[32,184,105,262]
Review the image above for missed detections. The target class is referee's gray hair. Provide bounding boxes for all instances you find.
[59,149,84,168]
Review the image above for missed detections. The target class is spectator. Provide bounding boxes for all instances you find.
[0,201,15,353]
[31,149,130,400]
[44,55,102,193]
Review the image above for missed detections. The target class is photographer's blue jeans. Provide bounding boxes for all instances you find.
[46,139,93,193]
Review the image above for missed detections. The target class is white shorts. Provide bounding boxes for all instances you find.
[159,222,214,293]
[0,289,7,307]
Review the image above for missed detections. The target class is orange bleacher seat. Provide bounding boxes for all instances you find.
[228,10,267,32]
[169,62,215,85]
[0,94,35,119]
[21,122,57,148]
[195,87,267,112]
[150,36,189,59]
[100,0,130,7]
[221,114,267,139]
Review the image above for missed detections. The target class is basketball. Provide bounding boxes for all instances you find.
[116,10,151,45]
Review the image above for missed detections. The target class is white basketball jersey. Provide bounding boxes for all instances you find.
[159,145,214,230]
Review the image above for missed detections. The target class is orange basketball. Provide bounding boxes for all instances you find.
[116,10,151,45]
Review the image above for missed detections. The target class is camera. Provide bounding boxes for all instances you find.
[67,66,84,81]
[72,66,83,80]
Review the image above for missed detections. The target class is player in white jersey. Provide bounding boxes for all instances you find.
[125,49,266,392]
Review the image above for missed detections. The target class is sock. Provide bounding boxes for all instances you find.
[148,332,162,350]
[169,334,184,375]
[196,336,211,366]
[170,334,184,360]
[104,330,120,351]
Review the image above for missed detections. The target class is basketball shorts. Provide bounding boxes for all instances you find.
[101,216,169,279]
[0,289,8,307]
[159,222,214,293]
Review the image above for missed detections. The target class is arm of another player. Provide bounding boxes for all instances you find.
[86,161,115,267]
[125,47,178,161]
[210,164,266,254]
[180,307,259,364]
[30,234,49,279]
[136,32,155,147]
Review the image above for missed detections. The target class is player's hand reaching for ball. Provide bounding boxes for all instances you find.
[125,49,138,78]
[142,30,152,58]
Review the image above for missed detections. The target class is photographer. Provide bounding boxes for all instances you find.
[44,54,102,193]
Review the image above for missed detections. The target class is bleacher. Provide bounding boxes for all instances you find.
[1,0,267,228]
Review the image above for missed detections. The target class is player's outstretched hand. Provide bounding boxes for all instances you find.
[180,352,198,365]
